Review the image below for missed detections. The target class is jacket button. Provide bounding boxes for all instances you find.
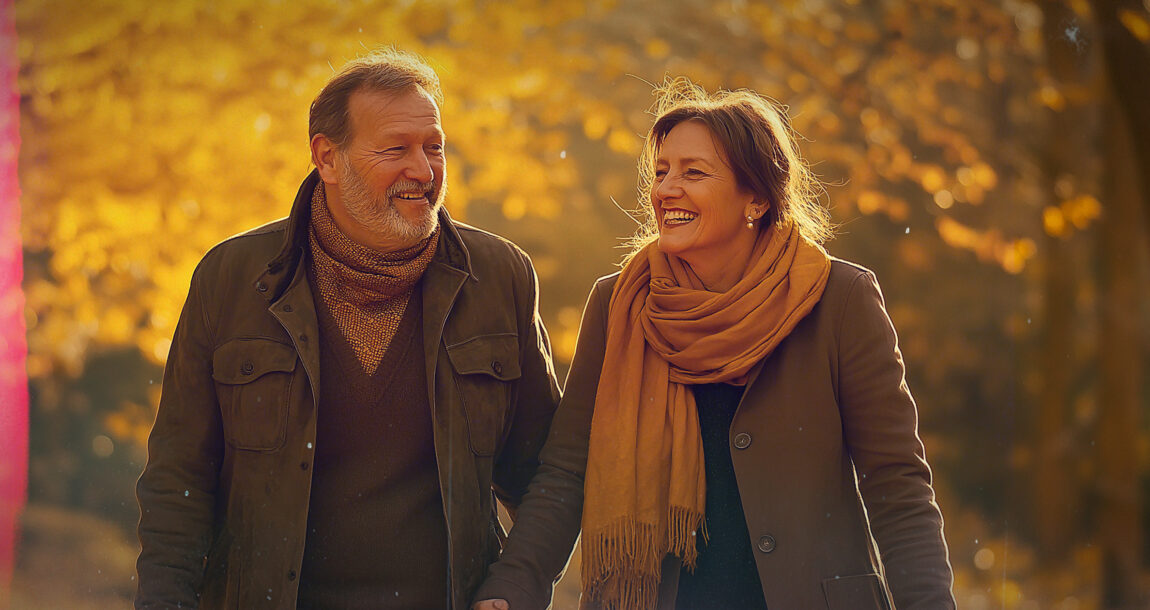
[283,304,293,312]
[757,534,776,553]
[491,361,503,375]
[733,432,752,449]
[241,361,254,375]
[256,281,268,293]
[287,570,297,581]
[300,462,309,470]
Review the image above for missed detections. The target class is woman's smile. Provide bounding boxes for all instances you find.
[661,208,699,227]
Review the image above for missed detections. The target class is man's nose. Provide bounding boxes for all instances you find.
[404,150,435,184]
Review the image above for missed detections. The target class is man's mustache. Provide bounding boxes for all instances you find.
[386,179,435,198]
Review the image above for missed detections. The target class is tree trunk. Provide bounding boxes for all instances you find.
[1091,0,1150,242]
[1089,2,1150,606]
[1095,96,1146,609]
[1034,0,1090,563]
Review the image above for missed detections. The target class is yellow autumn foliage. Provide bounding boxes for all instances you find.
[17,0,1064,384]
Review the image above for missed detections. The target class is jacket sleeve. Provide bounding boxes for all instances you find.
[476,277,612,609]
[135,262,224,609]
[491,250,563,511]
[837,270,956,609]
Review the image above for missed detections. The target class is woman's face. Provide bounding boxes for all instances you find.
[651,120,760,265]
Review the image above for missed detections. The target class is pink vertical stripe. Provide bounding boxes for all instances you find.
[0,0,27,606]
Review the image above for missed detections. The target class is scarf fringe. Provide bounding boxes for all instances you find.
[581,506,705,610]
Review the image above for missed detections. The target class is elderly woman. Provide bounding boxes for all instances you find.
[473,79,955,610]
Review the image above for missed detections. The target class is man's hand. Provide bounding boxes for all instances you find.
[472,599,509,610]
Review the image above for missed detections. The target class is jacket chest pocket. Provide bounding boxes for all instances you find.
[446,333,521,456]
[212,338,297,452]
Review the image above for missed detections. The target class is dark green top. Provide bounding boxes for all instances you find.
[676,382,768,610]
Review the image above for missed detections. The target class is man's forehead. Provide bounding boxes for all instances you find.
[350,86,440,116]
[346,86,443,140]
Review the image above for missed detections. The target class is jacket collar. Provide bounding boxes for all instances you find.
[258,169,473,300]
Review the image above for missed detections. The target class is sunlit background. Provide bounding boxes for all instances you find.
[5,0,1150,608]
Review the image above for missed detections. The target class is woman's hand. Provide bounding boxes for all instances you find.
[472,599,509,610]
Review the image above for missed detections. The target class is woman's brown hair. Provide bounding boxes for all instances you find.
[627,77,833,260]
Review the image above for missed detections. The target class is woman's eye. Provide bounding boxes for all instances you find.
[654,170,667,180]
[685,168,705,177]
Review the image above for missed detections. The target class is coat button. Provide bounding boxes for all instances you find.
[757,534,776,553]
[283,304,293,312]
[299,462,309,470]
[241,361,254,375]
[491,361,503,375]
[256,281,268,293]
[287,570,297,581]
[733,432,752,449]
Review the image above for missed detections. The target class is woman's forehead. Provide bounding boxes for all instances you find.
[655,120,728,165]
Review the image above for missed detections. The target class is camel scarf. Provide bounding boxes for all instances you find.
[580,222,831,609]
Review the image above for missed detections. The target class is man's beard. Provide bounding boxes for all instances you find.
[335,152,445,248]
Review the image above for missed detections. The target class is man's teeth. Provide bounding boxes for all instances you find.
[663,210,697,225]
[395,192,428,201]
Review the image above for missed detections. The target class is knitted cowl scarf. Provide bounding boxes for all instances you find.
[307,182,440,374]
[580,221,831,610]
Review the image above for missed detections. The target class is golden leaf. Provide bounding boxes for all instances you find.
[920,166,947,193]
[1038,85,1066,111]
[1043,206,1068,237]
[1062,195,1102,229]
[644,38,671,60]
[1119,9,1150,42]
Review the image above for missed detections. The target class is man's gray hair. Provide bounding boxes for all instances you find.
[309,48,443,149]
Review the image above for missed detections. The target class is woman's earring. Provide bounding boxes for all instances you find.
[746,215,754,229]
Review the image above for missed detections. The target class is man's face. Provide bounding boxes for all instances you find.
[330,86,447,251]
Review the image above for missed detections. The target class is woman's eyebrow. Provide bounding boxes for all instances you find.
[656,155,715,165]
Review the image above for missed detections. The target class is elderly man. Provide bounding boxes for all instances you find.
[134,49,560,609]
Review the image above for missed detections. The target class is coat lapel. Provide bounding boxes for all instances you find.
[420,209,471,411]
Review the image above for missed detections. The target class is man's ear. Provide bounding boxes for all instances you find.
[311,133,339,185]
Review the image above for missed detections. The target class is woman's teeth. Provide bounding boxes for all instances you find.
[663,210,697,225]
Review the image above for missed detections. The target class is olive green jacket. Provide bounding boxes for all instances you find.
[476,261,955,610]
[135,170,561,609]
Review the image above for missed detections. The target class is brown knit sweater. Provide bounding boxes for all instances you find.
[297,184,449,608]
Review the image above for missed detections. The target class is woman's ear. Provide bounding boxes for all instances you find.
[746,202,768,222]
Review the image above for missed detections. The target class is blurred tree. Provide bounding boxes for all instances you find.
[1033,0,1095,569]
[1,0,27,604]
[1091,0,1150,237]
[1089,1,1150,607]
[14,0,1150,606]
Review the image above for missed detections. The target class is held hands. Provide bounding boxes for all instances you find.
[472,600,509,610]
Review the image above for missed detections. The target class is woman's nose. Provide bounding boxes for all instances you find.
[654,175,681,201]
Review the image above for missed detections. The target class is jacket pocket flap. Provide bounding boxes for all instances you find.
[821,573,890,610]
[211,338,297,384]
[446,333,521,381]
